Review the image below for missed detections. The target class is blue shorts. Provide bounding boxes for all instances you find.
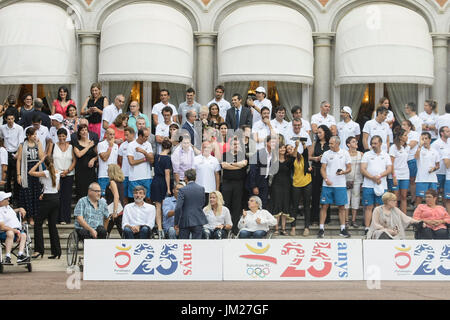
[320,187,348,206]
[407,159,418,178]
[387,179,410,191]
[362,187,386,206]
[445,181,450,200]
[437,175,446,190]
[416,182,438,197]
[98,177,110,196]
[123,177,130,198]
[128,179,152,199]
[0,228,24,242]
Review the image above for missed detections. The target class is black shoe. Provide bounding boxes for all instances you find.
[31,252,44,259]
[317,229,324,238]
[364,229,369,236]
[17,254,30,264]
[3,256,12,265]
[339,228,351,238]
[48,255,61,260]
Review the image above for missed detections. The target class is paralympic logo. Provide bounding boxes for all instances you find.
[114,244,132,269]
[239,242,278,264]
[394,244,412,269]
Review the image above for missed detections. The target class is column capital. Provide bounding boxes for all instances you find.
[312,33,335,47]
[77,31,101,45]
[194,32,217,47]
[430,33,449,47]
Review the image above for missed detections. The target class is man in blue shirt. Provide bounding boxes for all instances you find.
[162,182,184,239]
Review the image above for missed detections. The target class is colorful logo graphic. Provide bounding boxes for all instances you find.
[240,242,277,264]
[114,244,132,268]
[394,244,411,269]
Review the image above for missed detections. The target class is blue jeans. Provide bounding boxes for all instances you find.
[164,227,177,239]
[238,230,267,239]
[123,226,151,239]
[179,225,203,239]
[203,228,227,239]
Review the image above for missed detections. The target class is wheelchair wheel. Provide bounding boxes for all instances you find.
[26,263,32,272]
[66,231,78,266]
[266,230,274,239]
[0,263,3,273]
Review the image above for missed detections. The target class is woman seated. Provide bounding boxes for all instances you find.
[202,191,232,239]
[238,196,277,239]
[413,189,450,239]
[367,192,420,239]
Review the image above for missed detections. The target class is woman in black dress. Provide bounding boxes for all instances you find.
[105,164,125,238]
[16,127,44,225]
[73,123,98,200]
[80,82,108,138]
[151,139,173,238]
[311,125,331,225]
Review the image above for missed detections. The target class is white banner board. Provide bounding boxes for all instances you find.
[83,240,223,281]
[223,239,363,281]
[364,240,450,281]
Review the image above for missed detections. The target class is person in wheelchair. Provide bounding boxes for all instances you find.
[73,182,109,239]
[122,186,155,239]
[237,196,277,239]
[413,189,450,239]
[162,182,184,239]
[202,191,232,239]
[0,192,28,264]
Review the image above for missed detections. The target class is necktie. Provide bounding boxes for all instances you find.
[235,108,240,130]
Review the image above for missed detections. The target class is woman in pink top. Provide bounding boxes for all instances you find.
[413,189,450,239]
[52,86,76,117]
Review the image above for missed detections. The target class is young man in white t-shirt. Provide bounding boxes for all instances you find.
[288,105,311,135]
[193,141,221,205]
[362,106,390,152]
[252,107,275,150]
[118,126,135,202]
[127,127,154,200]
[270,106,290,140]
[246,87,273,126]
[208,85,231,120]
[414,132,440,206]
[337,106,360,150]
[436,103,450,131]
[152,89,178,127]
[318,136,352,238]
[431,126,450,199]
[361,136,392,235]
[405,102,423,135]
[97,128,119,196]
[155,106,175,154]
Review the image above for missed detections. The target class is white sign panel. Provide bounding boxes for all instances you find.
[84,240,223,281]
[223,239,363,281]
[364,240,450,281]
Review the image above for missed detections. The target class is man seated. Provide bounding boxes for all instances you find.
[122,186,156,239]
[162,182,184,239]
[74,182,109,239]
[0,192,28,264]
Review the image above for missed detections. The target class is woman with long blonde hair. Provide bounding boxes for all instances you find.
[105,163,125,237]
[202,191,232,239]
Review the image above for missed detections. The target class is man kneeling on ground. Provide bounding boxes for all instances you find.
[122,186,156,239]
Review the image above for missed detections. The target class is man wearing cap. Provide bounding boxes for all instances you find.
[247,87,273,126]
[361,135,392,236]
[311,101,337,135]
[0,191,28,264]
[337,106,361,150]
[208,85,232,120]
[48,114,71,145]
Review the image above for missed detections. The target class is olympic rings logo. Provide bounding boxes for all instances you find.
[247,267,270,278]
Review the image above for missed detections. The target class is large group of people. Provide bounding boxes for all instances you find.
[0,83,450,262]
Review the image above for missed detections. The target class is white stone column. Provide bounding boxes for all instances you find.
[312,33,334,115]
[431,34,448,114]
[194,32,217,105]
[78,31,100,101]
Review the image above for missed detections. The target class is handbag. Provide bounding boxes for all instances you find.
[108,202,124,216]
[346,181,354,190]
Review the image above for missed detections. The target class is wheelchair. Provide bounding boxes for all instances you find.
[0,213,32,273]
[413,221,450,239]
[228,229,274,239]
[66,229,84,272]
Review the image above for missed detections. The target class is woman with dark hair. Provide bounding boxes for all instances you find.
[208,103,224,127]
[168,123,180,151]
[413,189,450,239]
[52,86,76,117]
[16,127,44,225]
[401,119,420,204]
[310,125,331,225]
[19,93,34,121]
[420,100,439,143]
[151,139,173,238]
[218,122,231,154]
[73,123,98,200]
[63,104,78,135]
[109,113,128,146]
[80,83,109,137]
[28,156,61,259]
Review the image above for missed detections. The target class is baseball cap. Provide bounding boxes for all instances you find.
[50,114,64,123]
[342,106,352,118]
[255,87,266,95]
[0,192,12,201]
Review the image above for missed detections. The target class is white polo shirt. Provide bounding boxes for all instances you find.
[270,119,290,139]
[416,146,440,183]
[321,148,351,188]
[101,104,122,139]
[409,115,423,135]
[406,130,420,161]
[97,140,119,178]
[0,123,24,152]
[118,140,133,177]
[361,150,392,189]
[337,120,361,150]
[122,202,156,229]
[431,138,449,176]
[286,118,311,133]
[388,145,410,180]
[252,99,273,125]
[208,98,231,120]
[252,120,271,150]
[443,148,450,180]
[127,140,153,181]
[372,110,394,143]
[193,154,221,193]
[49,126,71,144]
[284,128,312,155]
[152,102,178,125]
[0,147,7,166]
[155,121,175,154]
[0,205,21,229]
[419,111,438,140]
[362,119,390,152]
[25,125,49,152]
[436,113,450,131]
[311,113,336,130]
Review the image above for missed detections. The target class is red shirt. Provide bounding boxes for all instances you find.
[413,204,450,231]
[53,99,76,118]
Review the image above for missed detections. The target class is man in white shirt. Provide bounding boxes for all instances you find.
[337,106,360,150]
[97,128,119,196]
[118,126,135,202]
[101,94,124,140]
[122,185,156,239]
[436,103,450,131]
[311,101,337,135]
[252,107,275,150]
[152,89,178,127]
[405,102,423,135]
[208,85,231,120]
[362,106,390,152]
[284,118,312,155]
[431,126,450,198]
[414,132,440,205]
[288,105,311,135]
[27,114,51,156]
[48,114,70,144]
[419,100,438,141]
[193,141,221,205]
[270,106,290,140]
[0,112,24,205]
[246,87,273,126]
[318,136,352,238]
[127,127,154,201]
[178,88,201,125]
[442,146,450,212]
[361,136,392,235]
[155,106,175,154]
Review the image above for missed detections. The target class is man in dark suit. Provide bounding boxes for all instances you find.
[225,93,252,131]
[19,98,51,129]
[174,169,207,239]
[181,110,200,148]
